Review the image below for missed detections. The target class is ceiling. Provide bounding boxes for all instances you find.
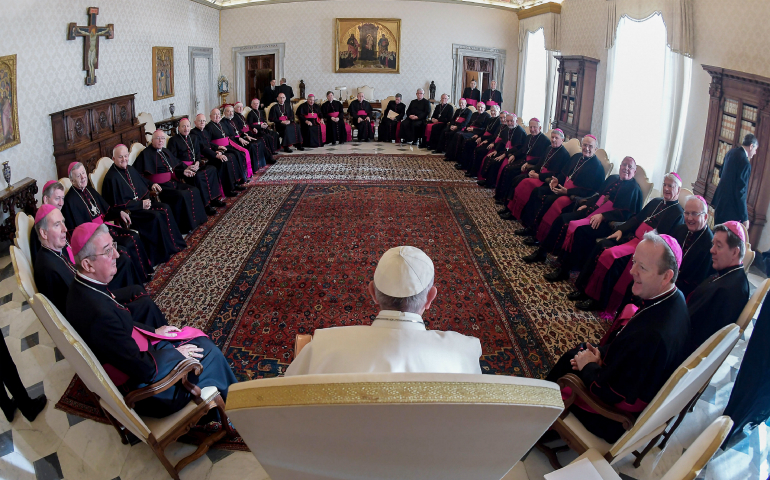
[194,0,552,11]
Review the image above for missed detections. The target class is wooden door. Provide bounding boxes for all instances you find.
[246,54,275,104]
[462,57,495,92]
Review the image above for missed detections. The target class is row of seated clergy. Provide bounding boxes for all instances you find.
[456,112,528,178]
[492,118,554,201]
[348,91,375,142]
[61,222,237,417]
[267,93,305,152]
[285,246,483,375]
[474,113,529,183]
[431,98,476,153]
[445,103,501,164]
[440,102,492,162]
[451,105,504,170]
[243,99,280,155]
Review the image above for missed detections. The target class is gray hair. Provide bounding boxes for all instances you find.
[68,162,85,184]
[713,224,746,259]
[685,195,707,213]
[491,105,501,113]
[42,181,64,200]
[395,93,402,99]
[374,278,434,314]
[416,88,424,94]
[742,134,758,147]
[74,224,110,267]
[664,172,682,187]
[34,215,52,241]
[642,231,679,283]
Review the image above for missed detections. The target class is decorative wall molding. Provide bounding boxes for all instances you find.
[232,43,285,104]
[451,44,507,103]
[517,1,561,20]
[189,46,215,117]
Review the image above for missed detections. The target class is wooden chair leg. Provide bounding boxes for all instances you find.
[87,389,130,445]
[213,394,237,437]
[632,430,666,468]
[535,441,568,470]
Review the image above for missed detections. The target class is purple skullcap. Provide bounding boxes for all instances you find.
[723,221,746,243]
[67,162,79,176]
[43,180,58,192]
[695,195,708,208]
[70,222,101,256]
[584,134,597,141]
[35,204,57,225]
[668,172,682,186]
[553,128,564,137]
[307,94,315,98]
[660,234,683,269]
[530,118,541,124]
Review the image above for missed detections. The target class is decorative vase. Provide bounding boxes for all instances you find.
[2,161,11,189]
[169,103,175,117]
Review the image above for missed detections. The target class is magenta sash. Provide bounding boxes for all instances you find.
[328,112,339,118]
[456,117,466,123]
[182,160,193,166]
[65,246,75,264]
[357,110,368,116]
[241,125,250,134]
[495,157,509,186]
[91,214,105,225]
[508,177,543,219]
[212,137,252,177]
[148,172,173,184]
[562,198,615,251]
[103,326,209,386]
[525,154,538,163]
[279,115,288,121]
[483,131,492,137]
[600,304,638,346]
[535,179,576,241]
[584,223,654,302]
[306,113,318,120]
[467,99,478,107]
[395,122,401,143]
[425,122,441,142]
[505,141,512,149]
[486,100,498,106]
[346,123,353,141]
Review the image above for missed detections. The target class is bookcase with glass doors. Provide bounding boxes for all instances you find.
[552,56,599,141]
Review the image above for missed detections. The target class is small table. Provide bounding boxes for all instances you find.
[0,177,38,241]
[155,115,189,137]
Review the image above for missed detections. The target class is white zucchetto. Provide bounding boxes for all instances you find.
[373,246,435,298]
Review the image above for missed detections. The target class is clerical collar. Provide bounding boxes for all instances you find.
[717,265,743,277]
[76,272,108,285]
[374,310,425,324]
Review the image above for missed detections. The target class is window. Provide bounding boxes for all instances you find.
[520,29,548,124]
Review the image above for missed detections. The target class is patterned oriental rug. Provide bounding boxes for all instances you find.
[55,154,608,451]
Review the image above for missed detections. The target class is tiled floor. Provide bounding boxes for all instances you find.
[1,146,768,479]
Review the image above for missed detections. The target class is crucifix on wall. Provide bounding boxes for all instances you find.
[67,7,114,86]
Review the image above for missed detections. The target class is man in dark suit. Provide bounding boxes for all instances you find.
[712,134,757,229]
[262,79,278,107]
[277,78,294,102]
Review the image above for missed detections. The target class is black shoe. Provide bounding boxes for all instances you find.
[522,250,546,264]
[576,299,599,311]
[297,146,305,151]
[514,228,534,236]
[266,159,277,164]
[205,206,217,216]
[464,172,474,178]
[476,180,487,187]
[0,399,16,422]
[523,237,540,247]
[567,291,588,302]
[211,199,227,208]
[283,147,293,153]
[497,208,509,215]
[494,198,506,205]
[19,395,46,422]
[234,185,247,191]
[225,191,238,197]
[543,267,569,282]
[500,212,515,220]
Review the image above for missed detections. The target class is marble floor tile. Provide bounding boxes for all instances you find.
[0,450,37,480]
[57,420,131,480]
[208,452,269,480]
[32,452,63,480]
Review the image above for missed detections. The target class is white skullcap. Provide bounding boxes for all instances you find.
[373,246,435,298]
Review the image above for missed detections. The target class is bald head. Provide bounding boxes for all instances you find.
[210,108,221,123]
[151,130,166,149]
[112,144,129,169]
[195,113,206,129]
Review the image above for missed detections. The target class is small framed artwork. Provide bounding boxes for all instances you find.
[335,18,400,74]
[0,54,20,153]
[152,46,174,101]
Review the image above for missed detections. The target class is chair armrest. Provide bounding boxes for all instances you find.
[557,374,636,431]
[124,358,203,408]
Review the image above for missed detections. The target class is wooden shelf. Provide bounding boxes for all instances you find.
[552,56,599,141]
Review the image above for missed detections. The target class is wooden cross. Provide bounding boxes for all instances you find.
[67,7,114,86]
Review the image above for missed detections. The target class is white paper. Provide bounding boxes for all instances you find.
[544,457,605,480]
[387,110,398,120]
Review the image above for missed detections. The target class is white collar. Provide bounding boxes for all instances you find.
[372,310,426,330]
[76,272,107,285]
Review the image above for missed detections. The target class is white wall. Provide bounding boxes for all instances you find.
[0,0,220,192]
[220,0,519,106]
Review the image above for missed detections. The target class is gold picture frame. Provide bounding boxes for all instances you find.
[0,54,20,153]
[152,46,174,101]
[335,18,400,74]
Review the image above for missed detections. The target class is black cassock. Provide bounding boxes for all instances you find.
[723,300,770,442]
[62,186,150,284]
[547,288,690,443]
[400,98,432,144]
[268,102,303,147]
[481,88,503,106]
[191,126,240,196]
[685,266,749,355]
[468,125,510,176]
[102,164,186,265]
[167,134,222,207]
[66,275,237,418]
[519,153,604,228]
[435,108,473,154]
[348,99,373,141]
[296,102,323,148]
[445,111,490,163]
[457,116,502,170]
[574,198,684,304]
[495,132,552,202]
[712,146,751,224]
[223,116,265,172]
[378,100,405,142]
[547,176,643,264]
[35,247,165,329]
[233,112,273,166]
[672,224,714,299]
[321,100,346,144]
[201,122,246,189]
[135,148,208,234]
[478,125,527,184]
[245,109,279,155]
[420,103,455,150]
[461,87,481,103]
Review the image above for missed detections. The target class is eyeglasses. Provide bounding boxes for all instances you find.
[684,211,705,217]
[89,242,118,258]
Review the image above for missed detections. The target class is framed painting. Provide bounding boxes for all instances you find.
[335,18,400,74]
[0,54,20,153]
[152,46,174,101]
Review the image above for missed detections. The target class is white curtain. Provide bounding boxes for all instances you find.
[520,29,547,124]
[601,13,692,189]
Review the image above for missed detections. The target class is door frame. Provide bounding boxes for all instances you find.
[233,43,285,106]
[451,44,506,105]
[188,46,215,118]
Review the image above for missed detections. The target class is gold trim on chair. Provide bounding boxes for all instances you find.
[227,381,563,410]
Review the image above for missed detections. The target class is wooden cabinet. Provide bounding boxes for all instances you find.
[693,65,770,245]
[552,56,599,141]
[50,94,145,178]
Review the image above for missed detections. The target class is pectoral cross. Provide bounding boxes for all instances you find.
[67,7,114,86]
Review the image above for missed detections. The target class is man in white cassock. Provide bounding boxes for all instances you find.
[285,246,482,375]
